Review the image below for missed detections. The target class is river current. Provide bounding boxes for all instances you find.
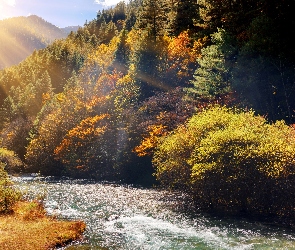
[12,176,295,249]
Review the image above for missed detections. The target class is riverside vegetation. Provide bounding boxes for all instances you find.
[0,157,85,249]
[1,0,295,242]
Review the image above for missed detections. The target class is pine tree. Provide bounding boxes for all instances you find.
[112,1,126,23]
[167,0,201,36]
[187,29,236,100]
[135,0,168,42]
[113,29,129,73]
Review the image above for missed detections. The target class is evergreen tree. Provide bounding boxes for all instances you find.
[188,29,237,100]
[113,29,130,73]
[112,1,126,23]
[129,0,170,100]
[135,0,168,42]
[168,0,201,36]
[129,28,168,100]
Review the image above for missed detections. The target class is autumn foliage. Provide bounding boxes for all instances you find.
[1,0,295,221]
[166,31,207,79]
[54,114,109,173]
[153,106,295,217]
[134,124,168,157]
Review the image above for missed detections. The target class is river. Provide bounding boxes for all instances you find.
[12,176,295,249]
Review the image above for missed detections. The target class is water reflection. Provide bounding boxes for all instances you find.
[12,176,295,249]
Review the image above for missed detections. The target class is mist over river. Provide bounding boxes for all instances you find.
[12,176,295,249]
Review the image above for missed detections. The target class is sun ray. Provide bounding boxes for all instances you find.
[0,27,36,69]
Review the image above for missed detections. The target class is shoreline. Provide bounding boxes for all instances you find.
[0,201,86,250]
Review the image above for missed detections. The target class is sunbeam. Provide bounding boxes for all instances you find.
[0,28,33,69]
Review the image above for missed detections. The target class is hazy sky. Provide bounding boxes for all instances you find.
[0,0,126,27]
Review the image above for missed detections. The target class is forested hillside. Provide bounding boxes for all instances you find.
[1,0,295,219]
[0,15,68,69]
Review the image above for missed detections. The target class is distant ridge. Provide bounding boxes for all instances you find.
[61,26,81,35]
[0,15,74,69]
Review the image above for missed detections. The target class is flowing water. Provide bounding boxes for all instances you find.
[12,176,295,249]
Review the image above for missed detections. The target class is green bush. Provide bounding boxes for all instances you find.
[0,163,21,213]
[153,105,295,217]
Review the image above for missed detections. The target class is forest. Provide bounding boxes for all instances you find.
[1,0,295,220]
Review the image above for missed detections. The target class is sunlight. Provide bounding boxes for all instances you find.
[135,70,172,92]
[0,0,15,6]
[0,0,15,19]
[0,28,32,69]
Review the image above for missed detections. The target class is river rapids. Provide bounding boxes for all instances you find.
[12,176,295,249]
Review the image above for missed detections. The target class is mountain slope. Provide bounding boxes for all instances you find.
[0,15,67,69]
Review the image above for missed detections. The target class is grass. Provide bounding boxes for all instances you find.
[0,200,86,250]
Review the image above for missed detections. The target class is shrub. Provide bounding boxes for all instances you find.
[153,105,295,217]
[0,148,23,173]
[0,163,21,213]
[14,201,46,220]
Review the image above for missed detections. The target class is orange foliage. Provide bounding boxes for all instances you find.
[167,31,207,78]
[54,114,109,165]
[134,124,168,157]
[93,70,122,96]
[41,92,51,105]
[85,96,107,111]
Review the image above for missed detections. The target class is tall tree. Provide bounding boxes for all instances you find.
[188,29,237,100]
[112,29,130,74]
[135,0,168,42]
[167,0,201,36]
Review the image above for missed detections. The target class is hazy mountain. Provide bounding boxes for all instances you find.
[0,15,68,69]
[61,26,81,35]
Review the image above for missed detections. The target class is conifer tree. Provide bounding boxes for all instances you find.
[187,29,236,100]
[135,0,168,42]
[113,29,129,73]
[112,1,126,23]
[168,0,201,36]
